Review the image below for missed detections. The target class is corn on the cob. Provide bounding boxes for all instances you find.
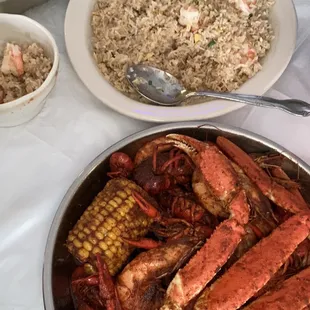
[66,177,156,275]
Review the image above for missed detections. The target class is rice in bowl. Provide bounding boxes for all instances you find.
[0,42,52,104]
[91,0,275,102]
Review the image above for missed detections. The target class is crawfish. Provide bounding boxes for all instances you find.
[121,190,213,251]
[107,152,134,178]
[253,152,309,211]
[158,187,218,227]
[133,149,194,196]
[155,187,218,242]
[71,254,122,310]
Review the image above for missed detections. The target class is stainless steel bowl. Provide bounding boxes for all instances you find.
[42,122,310,310]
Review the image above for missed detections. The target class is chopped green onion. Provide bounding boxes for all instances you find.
[208,39,216,48]
[148,80,153,86]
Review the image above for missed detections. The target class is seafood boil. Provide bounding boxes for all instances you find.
[66,134,310,310]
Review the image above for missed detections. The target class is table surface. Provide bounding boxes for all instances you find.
[0,0,310,309]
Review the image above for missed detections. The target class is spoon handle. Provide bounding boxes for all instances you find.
[186,91,310,117]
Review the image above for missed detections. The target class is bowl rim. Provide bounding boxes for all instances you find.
[0,13,59,110]
[42,121,310,309]
[64,0,298,123]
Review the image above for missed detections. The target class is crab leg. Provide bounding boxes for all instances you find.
[216,136,309,213]
[251,239,310,301]
[159,135,250,309]
[244,266,310,310]
[269,165,308,207]
[161,192,248,310]
[194,213,310,310]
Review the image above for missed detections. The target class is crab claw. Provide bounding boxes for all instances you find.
[166,134,240,206]
[166,134,207,163]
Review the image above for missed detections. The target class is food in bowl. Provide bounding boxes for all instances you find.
[65,133,310,309]
[91,0,275,102]
[0,42,52,104]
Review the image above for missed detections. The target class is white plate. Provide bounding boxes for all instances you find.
[64,0,297,123]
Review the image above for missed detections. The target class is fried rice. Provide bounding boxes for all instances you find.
[91,0,275,102]
[0,42,52,104]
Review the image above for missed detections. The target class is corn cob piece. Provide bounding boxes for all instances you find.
[66,177,156,276]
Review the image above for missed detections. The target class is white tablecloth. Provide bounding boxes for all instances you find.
[0,0,309,309]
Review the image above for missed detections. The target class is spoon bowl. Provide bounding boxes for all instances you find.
[126,64,187,106]
[126,64,310,117]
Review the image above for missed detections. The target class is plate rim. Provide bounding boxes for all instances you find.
[64,0,297,123]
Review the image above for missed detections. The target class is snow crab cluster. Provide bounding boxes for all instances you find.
[67,134,310,310]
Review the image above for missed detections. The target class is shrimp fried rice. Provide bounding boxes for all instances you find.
[0,42,52,104]
[91,0,275,102]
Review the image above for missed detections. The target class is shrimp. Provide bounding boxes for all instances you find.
[179,5,200,31]
[235,0,257,15]
[116,239,200,310]
[239,43,257,65]
[1,43,24,77]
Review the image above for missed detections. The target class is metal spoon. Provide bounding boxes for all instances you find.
[126,64,310,117]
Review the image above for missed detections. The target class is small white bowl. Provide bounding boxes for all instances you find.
[0,13,59,127]
[65,0,297,123]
